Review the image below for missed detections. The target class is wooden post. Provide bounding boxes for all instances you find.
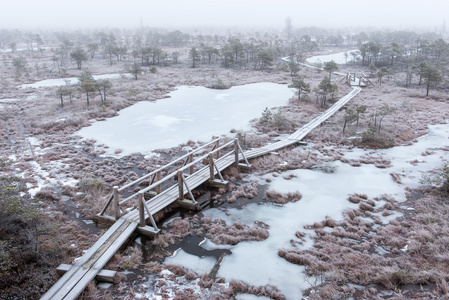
[189,153,194,174]
[234,138,239,166]
[113,186,120,220]
[208,154,214,180]
[156,171,161,194]
[178,170,184,200]
[215,140,220,159]
[138,192,145,227]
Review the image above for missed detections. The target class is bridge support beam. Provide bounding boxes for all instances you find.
[113,186,120,220]
[56,264,117,283]
[234,138,252,172]
[176,171,198,209]
[137,192,160,236]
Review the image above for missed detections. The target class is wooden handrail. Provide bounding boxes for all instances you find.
[117,137,220,192]
[119,145,236,205]
[100,137,222,214]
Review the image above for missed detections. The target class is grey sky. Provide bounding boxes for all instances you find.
[1,0,448,31]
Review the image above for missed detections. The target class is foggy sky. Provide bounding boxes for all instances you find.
[1,0,448,31]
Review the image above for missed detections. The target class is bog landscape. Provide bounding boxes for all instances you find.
[2,2,449,299]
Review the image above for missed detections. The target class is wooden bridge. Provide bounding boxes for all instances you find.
[41,86,361,300]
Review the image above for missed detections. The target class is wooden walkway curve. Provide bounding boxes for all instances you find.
[41,86,361,300]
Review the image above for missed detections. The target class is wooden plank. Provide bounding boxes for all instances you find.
[48,221,132,300]
[44,267,90,300]
[63,222,138,300]
[62,269,98,300]
[41,219,127,300]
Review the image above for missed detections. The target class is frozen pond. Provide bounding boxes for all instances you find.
[76,83,294,156]
[306,49,357,64]
[19,73,131,88]
[165,122,449,299]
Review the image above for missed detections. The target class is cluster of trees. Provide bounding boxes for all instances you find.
[356,38,449,68]
[288,60,340,107]
[56,71,112,107]
[352,37,448,95]
[0,27,331,74]
[2,25,448,99]
[342,103,398,148]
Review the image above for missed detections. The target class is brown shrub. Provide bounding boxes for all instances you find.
[205,220,269,245]
[390,172,402,184]
[35,187,59,201]
[347,193,367,204]
[265,190,302,204]
[359,202,375,212]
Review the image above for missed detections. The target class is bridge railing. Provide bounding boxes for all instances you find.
[97,138,250,229]
[98,137,220,218]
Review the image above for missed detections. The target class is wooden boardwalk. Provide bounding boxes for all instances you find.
[41,86,361,300]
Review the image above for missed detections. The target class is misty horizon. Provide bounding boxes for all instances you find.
[1,0,448,32]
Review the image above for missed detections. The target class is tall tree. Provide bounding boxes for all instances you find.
[128,62,142,80]
[96,79,112,103]
[189,47,200,68]
[422,64,442,96]
[377,67,389,86]
[317,77,332,107]
[288,77,310,100]
[70,48,88,70]
[171,51,180,64]
[323,60,338,80]
[56,86,71,108]
[12,56,28,78]
[87,42,99,59]
[51,55,60,74]
[78,71,96,106]
[317,77,338,106]
[343,108,357,133]
[377,104,397,132]
[355,105,367,127]
[254,49,274,71]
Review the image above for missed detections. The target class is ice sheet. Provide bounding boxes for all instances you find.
[306,50,357,64]
[165,248,216,275]
[75,83,294,156]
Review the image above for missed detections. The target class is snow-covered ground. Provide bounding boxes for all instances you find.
[75,83,294,156]
[306,50,357,65]
[19,73,132,88]
[164,122,449,299]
